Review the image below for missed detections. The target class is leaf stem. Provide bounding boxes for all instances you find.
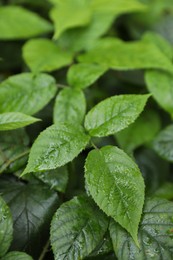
[91,141,99,150]
[38,240,50,260]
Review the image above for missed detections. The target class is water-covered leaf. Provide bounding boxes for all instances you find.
[50,195,108,260]
[1,251,33,260]
[0,73,57,115]
[0,196,13,257]
[67,63,107,89]
[85,94,150,137]
[0,177,59,259]
[85,146,145,244]
[23,39,73,73]
[0,112,40,131]
[0,6,52,39]
[109,197,173,260]
[22,123,90,174]
[54,88,86,124]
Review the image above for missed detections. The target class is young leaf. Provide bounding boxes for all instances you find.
[109,198,173,259]
[0,6,52,39]
[153,124,173,162]
[145,70,173,117]
[50,0,92,39]
[0,196,13,257]
[78,37,173,73]
[115,110,161,154]
[22,123,90,174]
[2,251,33,260]
[85,146,145,245]
[0,73,57,115]
[84,94,150,137]
[0,112,40,131]
[67,63,107,89]
[23,39,73,73]
[0,177,59,259]
[53,88,86,124]
[50,195,108,260]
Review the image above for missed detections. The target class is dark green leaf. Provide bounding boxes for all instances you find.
[154,182,173,200]
[50,195,108,260]
[85,146,145,244]
[1,251,33,260]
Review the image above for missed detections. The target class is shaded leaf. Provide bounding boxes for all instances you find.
[85,94,150,137]
[0,112,40,131]
[0,196,13,257]
[154,182,173,200]
[0,73,57,115]
[53,88,86,124]
[1,251,33,260]
[0,6,52,39]
[109,197,173,260]
[85,146,145,244]
[23,39,73,73]
[67,63,107,89]
[50,195,108,260]
[23,123,90,174]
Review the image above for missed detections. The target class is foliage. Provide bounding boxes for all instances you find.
[0,0,173,259]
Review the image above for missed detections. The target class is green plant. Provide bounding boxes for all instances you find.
[0,0,173,259]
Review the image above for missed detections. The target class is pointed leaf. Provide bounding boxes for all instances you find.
[0,6,52,39]
[2,251,33,260]
[0,112,40,131]
[53,88,86,124]
[145,70,173,117]
[50,195,108,260]
[23,123,90,174]
[0,196,13,257]
[0,73,57,115]
[84,94,150,137]
[23,39,73,73]
[109,198,173,260]
[85,146,145,244]
[67,63,107,89]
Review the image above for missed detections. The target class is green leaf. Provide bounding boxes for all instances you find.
[109,197,173,260]
[145,70,173,117]
[22,39,73,73]
[115,110,161,154]
[50,195,108,260]
[0,177,59,259]
[85,146,145,245]
[0,196,13,257]
[1,251,33,260]
[0,112,40,131]
[34,166,68,193]
[154,182,173,200]
[78,37,173,73]
[53,88,86,124]
[0,129,29,174]
[67,63,107,89]
[0,73,57,115]
[153,124,173,162]
[22,123,90,174]
[84,94,150,137]
[0,6,52,39]
[50,0,92,39]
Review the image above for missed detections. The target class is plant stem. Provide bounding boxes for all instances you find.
[38,240,50,260]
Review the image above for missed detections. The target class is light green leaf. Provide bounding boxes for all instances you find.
[116,110,161,154]
[84,94,150,137]
[145,70,173,117]
[50,0,92,39]
[0,73,57,115]
[23,39,73,73]
[0,6,52,39]
[1,251,33,260]
[50,195,108,260]
[22,123,90,174]
[67,63,107,89]
[0,196,13,257]
[54,88,86,124]
[153,124,173,162]
[85,146,145,245]
[0,112,40,131]
[109,198,173,260]
[78,37,173,73]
